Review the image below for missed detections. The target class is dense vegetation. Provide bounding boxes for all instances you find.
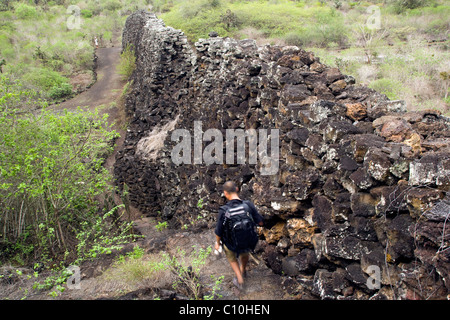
[0,0,152,270]
[0,0,150,101]
[0,75,138,267]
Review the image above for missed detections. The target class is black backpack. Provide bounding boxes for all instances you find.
[223,201,258,255]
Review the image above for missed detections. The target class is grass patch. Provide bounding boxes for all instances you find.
[22,66,73,99]
[161,0,347,45]
[101,246,173,290]
[369,78,405,100]
[0,0,150,103]
[117,44,136,81]
[100,245,218,299]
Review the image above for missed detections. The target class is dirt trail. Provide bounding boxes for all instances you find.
[53,218,291,301]
[51,46,128,176]
[56,47,124,113]
[161,225,289,300]
[135,218,289,300]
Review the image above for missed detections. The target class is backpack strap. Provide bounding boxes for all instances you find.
[224,200,250,218]
[242,201,256,225]
[224,201,256,227]
[241,201,251,215]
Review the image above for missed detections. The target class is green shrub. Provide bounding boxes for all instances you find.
[73,47,95,71]
[155,246,213,300]
[425,17,450,36]
[81,9,93,18]
[47,58,65,72]
[0,75,123,265]
[0,12,15,32]
[23,67,72,98]
[369,78,404,100]
[389,0,429,13]
[443,96,450,105]
[312,9,348,47]
[49,82,73,99]
[283,10,347,48]
[178,0,223,19]
[103,31,113,42]
[155,221,168,232]
[15,3,38,20]
[284,32,305,47]
[0,0,11,11]
[117,44,136,81]
[103,0,123,11]
[395,0,428,9]
[0,33,13,59]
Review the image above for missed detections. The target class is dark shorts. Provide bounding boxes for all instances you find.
[223,244,249,263]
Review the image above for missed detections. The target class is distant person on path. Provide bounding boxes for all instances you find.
[215,181,264,290]
[94,36,99,49]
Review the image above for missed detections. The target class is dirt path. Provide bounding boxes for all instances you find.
[51,46,128,175]
[51,46,139,217]
[51,218,291,301]
[160,225,290,300]
[56,47,124,112]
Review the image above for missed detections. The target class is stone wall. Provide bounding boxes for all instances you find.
[114,11,450,299]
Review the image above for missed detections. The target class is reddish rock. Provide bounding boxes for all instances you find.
[378,118,413,142]
[345,103,367,121]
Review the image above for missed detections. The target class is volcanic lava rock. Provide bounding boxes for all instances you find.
[115,11,450,300]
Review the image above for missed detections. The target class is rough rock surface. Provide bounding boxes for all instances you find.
[115,11,450,300]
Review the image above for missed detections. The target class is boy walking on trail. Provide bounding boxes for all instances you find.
[215,181,264,290]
